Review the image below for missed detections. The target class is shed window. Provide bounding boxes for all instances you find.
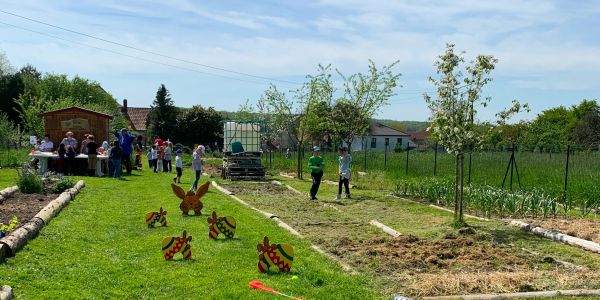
[371,138,376,148]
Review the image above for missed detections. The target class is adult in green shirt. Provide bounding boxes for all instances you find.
[308,146,324,200]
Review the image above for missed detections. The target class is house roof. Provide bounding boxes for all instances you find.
[370,122,409,136]
[38,106,113,119]
[408,130,430,141]
[126,107,152,131]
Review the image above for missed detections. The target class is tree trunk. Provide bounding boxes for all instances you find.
[297,142,302,179]
[458,152,465,225]
[454,155,459,220]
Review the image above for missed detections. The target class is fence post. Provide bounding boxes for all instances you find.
[563,144,571,205]
[405,141,410,175]
[363,139,367,171]
[433,142,438,176]
[384,141,388,170]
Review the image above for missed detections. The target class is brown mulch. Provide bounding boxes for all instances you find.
[330,234,592,296]
[331,235,550,274]
[0,191,58,229]
[527,218,600,243]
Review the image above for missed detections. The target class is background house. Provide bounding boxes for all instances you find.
[350,121,411,151]
[408,130,431,149]
[120,99,151,141]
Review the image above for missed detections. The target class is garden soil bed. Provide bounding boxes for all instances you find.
[220,182,296,196]
[525,218,600,244]
[0,191,58,229]
[202,164,222,178]
[331,234,597,296]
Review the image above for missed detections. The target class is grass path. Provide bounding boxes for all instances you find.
[0,168,381,299]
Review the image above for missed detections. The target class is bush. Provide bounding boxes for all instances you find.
[16,165,43,194]
[0,216,19,238]
[50,177,74,194]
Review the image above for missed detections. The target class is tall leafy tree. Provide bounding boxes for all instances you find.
[332,60,401,150]
[173,105,222,147]
[424,44,525,226]
[571,102,600,149]
[147,84,178,139]
[261,65,335,178]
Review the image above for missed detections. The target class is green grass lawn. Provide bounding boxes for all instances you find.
[0,168,381,299]
[0,167,18,189]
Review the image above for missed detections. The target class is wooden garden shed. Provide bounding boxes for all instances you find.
[39,107,113,146]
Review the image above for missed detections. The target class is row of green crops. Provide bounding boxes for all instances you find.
[393,177,600,219]
[264,148,600,218]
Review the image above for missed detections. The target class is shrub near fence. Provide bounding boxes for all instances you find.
[264,144,600,217]
[0,135,30,168]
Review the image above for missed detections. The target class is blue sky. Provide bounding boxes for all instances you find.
[0,0,599,121]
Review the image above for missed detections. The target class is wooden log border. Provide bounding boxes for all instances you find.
[211,180,356,273]
[0,180,85,261]
[0,285,12,300]
[271,180,302,195]
[423,289,600,300]
[0,186,18,202]
[429,204,490,222]
[509,220,600,254]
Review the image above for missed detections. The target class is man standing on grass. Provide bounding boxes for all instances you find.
[308,146,324,200]
[114,128,135,174]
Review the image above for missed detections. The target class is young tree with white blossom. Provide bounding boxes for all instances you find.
[424,44,527,226]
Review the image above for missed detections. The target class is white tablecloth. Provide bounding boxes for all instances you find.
[29,152,109,176]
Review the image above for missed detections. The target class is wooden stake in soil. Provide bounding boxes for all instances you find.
[369,220,402,237]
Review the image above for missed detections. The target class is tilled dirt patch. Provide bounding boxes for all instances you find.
[221,182,296,196]
[526,218,600,243]
[329,234,595,296]
[332,235,544,273]
[202,164,223,178]
[0,191,58,228]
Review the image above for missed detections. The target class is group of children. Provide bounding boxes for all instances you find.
[147,142,205,192]
[147,141,174,173]
[308,146,353,200]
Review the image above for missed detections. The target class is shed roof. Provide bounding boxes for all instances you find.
[38,106,113,119]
